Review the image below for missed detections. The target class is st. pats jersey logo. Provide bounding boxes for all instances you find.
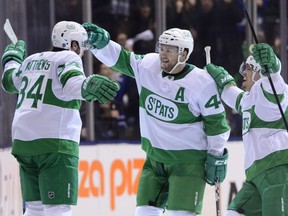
[242,111,251,135]
[145,94,178,121]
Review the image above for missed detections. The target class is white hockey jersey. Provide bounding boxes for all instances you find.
[222,66,288,180]
[91,41,230,163]
[1,50,86,157]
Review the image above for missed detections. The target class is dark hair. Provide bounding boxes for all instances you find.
[52,47,67,52]
[52,41,79,52]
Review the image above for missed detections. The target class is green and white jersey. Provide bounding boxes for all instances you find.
[91,41,230,163]
[222,68,288,181]
[1,50,86,157]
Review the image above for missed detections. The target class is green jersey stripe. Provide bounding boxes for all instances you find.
[261,83,284,104]
[246,149,288,181]
[60,70,84,87]
[43,79,81,109]
[142,137,207,163]
[112,47,135,77]
[2,68,18,93]
[203,112,231,136]
[12,138,79,157]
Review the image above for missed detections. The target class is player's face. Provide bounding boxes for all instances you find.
[241,64,260,91]
[159,44,179,72]
[71,41,83,57]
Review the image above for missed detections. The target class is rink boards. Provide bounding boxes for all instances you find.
[0,141,245,216]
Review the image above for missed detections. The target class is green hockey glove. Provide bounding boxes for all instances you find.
[1,40,26,69]
[81,74,120,103]
[82,23,110,49]
[205,148,228,186]
[251,43,280,75]
[206,63,236,94]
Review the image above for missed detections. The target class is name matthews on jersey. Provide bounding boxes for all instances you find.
[25,59,51,71]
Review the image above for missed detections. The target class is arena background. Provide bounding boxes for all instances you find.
[0,0,287,215]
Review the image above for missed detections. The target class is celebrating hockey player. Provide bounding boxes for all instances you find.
[1,21,119,216]
[206,43,288,216]
[82,22,230,216]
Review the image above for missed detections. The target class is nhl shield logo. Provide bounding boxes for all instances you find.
[48,191,55,199]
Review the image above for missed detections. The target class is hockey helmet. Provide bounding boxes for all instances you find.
[51,21,88,56]
[158,28,194,62]
[239,55,261,76]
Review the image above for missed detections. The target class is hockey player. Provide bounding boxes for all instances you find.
[82,23,230,216]
[206,43,288,216]
[1,21,119,216]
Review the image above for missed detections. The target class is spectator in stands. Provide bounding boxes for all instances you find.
[188,0,221,67]
[130,0,155,41]
[92,0,139,39]
[217,0,245,76]
[166,0,197,30]
[94,63,128,139]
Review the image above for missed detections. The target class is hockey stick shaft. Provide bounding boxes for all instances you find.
[239,0,288,132]
[204,45,221,216]
[204,46,211,64]
[3,19,18,45]
[215,179,221,216]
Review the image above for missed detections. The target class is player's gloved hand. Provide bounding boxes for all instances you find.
[81,74,120,103]
[206,63,236,94]
[205,148,228,185]
[251,43,280,75]
[82,23,110,49]
[1,40,26,69]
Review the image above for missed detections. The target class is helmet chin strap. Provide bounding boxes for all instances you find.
[78,48,85,57]
[252,70,259,82]
[164,55,186,74]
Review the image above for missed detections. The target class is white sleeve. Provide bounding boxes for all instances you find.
[1,60,22,93]
[221,85,244,111]
[90,41,122,67]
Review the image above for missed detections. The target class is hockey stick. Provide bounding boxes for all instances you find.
[3,19,18,45]
[204,46,211,64]
[204,45,221,216]
[239,0,288,132]
[214,179,221,216]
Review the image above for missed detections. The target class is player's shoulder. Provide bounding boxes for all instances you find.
[188,64,215,84]
[25,50,79,61]
[55,50,79,59]
[49,50,82,65]
[136,52,158,62]
[137,52,160,68]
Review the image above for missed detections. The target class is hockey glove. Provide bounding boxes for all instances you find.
[205,148,228,186]
[206,63,236,94]
[82,23,110,49]
[251,43,280,75]
[1,40,26,69]
[81,74,120,103]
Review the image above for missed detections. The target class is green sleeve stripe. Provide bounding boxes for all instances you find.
[58,62,82,76]
[261,83,284,104]
[43,79,81,109]
[236,92,244,115]
[111,47,135,77]
[250,105,288,130]
[60,70,84,88]
[203,111,230,136]
[2,68,18,93]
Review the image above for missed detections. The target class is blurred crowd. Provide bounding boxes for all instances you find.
[78,0,283,140]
